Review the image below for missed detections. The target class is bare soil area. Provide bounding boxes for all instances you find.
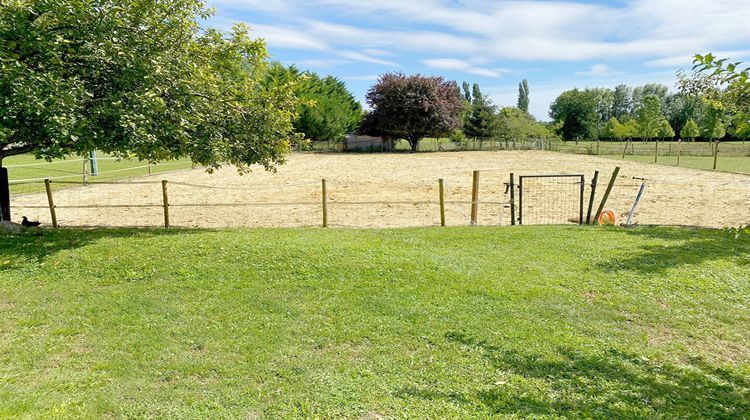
[10,151,750,229]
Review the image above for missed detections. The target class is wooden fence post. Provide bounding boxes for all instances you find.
[594,166,620,224]
[321,179,328,228]
[44,179,58,228]
[438,179,446,227]
[677,139,682,166]
[470,170,479,226]
[596,140,600,155]
[654,139,659,163]
[161,180,169,228]
[622,140,630,159]
[586,171,599,224]
[509,173,516,226]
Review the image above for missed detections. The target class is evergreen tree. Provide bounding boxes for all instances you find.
[462,81,471,102]
[464,83,500,139]
[517,79,530,113]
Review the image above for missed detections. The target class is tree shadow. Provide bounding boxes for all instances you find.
[0,227,208,270]
[396,330,750,417]
[421,331,750,417]
[596,227,750,275]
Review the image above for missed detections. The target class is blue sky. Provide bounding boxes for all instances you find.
[207,0,750,120]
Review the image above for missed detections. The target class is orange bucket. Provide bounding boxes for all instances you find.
[598,210,616,226]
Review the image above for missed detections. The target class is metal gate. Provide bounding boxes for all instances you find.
[514,174,585,225]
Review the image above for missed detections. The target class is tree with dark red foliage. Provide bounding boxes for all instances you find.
[363,73,464,152]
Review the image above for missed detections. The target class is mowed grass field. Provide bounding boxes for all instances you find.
[600,154,750,174]
[1,226,748,417]
[3,153,194,194]
[340,138,750,175]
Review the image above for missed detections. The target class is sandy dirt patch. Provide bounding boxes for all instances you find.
[10,151,750,229]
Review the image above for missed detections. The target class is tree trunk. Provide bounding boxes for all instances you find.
[0,166,9,222]
[409,137,419,153]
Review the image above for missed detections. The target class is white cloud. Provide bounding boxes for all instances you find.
[208,0,750,64]
[575,64,622,77]
[338,51,399,67]
[422,58,503,78]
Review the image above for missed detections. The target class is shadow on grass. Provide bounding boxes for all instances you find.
[596,227,750,274]
[394,331,749,417]
[0,228,208,269]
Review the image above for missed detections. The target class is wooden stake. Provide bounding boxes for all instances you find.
[44,179,58,228]
[161,180,169,228]
[321,179,328,228]
[586,171,599,224]
[654,139,659,163]
[596,140,600,155]
[594,166,620,224]
[438,179,446,227]
[470,170,479,226]
[677,139,682,166]
[509,173,516,226]
[622,140,629,159]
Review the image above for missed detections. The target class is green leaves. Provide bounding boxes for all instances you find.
[1,0,299,172]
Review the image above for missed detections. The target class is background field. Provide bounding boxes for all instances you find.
[321,139,750,175]
[8,151,750,229]
[3,153,194,194]
[1,226,748,417]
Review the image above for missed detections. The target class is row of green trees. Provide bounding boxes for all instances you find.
[265,64,362,145]
[549,79,744,142]
[459,81,553,145]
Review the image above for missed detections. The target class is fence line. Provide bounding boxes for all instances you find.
[7,167,749,229]
[8,174,533,229]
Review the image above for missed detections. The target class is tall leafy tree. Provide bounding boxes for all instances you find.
[701,106,726,140]
[632,83,669,112]
[602,117,622,140]
[612,84,632,120]
[497,107,554,142]
[0,0,300,220]
[664,93,705,138]
[517,79,530,113]
[549,89,600,140]
[363,73,463,152]
[693,53,750,138]
[635,95,667,139]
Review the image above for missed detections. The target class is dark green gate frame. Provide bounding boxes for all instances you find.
[517,174,585,225]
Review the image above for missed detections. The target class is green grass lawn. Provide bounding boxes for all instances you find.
[600,154,750,174]
[4,153,195,194]
[554,141,750,175]
[1,226,749,417]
